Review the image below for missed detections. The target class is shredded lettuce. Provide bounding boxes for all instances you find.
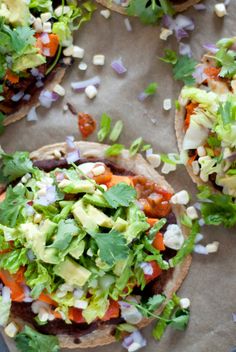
[0,296,11,327]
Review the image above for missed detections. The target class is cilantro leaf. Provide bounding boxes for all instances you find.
[48,219,79,250]
[0,150,35,184]
[173,55,197,85]
[0,185,27,227]
[169,309,190,331]
[97,113,111,142]
[127,0,174,24]
[105,144,124,157]
[104,183,137,208]
[143,294,166,315]
[215,47,236,78]
[197,186,236,228]
[160,49,178,64]
[129,137,143,157]
[0,248,29,274]
[92,230,129,266]
[15,326,59,352]
[218,100,236,126]
[144,82,158,95]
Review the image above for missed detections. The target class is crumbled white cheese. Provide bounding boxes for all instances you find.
[43,21,52,33]
[33,18,43,32]
[171,190,190,205]
[160,27,173,40]
[78,62,88,71]
[63,45,74,56]
[192,160,200,175]
[54,5,71,17]
[93,54,105,66]
[161,162,176,174]
[206,241,219,253]
[53,84,65,96]
[92,165,106,176]
[4,322,19,338]
[146,153,161,168]
[72,46,85,59]
[163,98,172,111]
[40,12,52,23]
[214,3,227,17]
[179,298,191,309]
[85,85,98,99]
[197,146,206,157]
[186,206,198,220]
[163,224,185,250]
[100,9,111,19]
[34,213,42,224]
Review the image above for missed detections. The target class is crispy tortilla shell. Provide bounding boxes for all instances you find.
[96,0,202,14]
[7,141,191,349]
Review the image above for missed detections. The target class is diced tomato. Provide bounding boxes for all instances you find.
[5,70,19,84]
[204,66,221,80]
[144,261,162,284]
[93,169,113,184]
[68,307,86,323]
[184,102,198,130]
[101,300,120,321]
[153,186,173,201]
[38,292,57,306]
[78,112,96,138]
[36,33,60,57]
[147,218,158,227]
[152,232,165,251]
[13,267,25,284]
[0,269,25,302]
[106,175,133,188]
[141,198,171,218]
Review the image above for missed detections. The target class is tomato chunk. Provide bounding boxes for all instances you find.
[78,112,96,138]
[0,269,25,302]
[144,261,162,284]
[152,232,166,251]
[101,300,120,321]
[68,307,86,323]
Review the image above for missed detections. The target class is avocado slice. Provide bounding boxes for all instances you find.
[72,200,98,232]
[54,257,91,287]
[69,240,85,259]
[112,217,128,232]
[58,179,95,194]
[83,193,111,208]
[86,205,114,228]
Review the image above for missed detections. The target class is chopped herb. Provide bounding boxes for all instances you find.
[218,100,236,126]
[129,137,143,157]
[104,183,137,209]
[152,299,175,340]
[148,218,167,240]
[97,113,112,142]
[161,154,176,165]
[144,82,158,95]
[105,144,124,157]
[160,49,178,65]
[180,214,192,228]
[215,47,236,78]
[109,120,124,142]
[141,144,152,152]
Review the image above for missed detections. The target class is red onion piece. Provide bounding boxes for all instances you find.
[122,331,147,351]
[71,76,101,92]
[111,58,127,75]
[137,92,148,102]
[43,48,51,56]
[66,150,80,164]
[194,244,208,255]
[192,64,208,84]
[36,186,58,206]
[124,18,132,31]
[194,3,206,10]
[23,94,31,101]
[36,80,44,88]
[203,43,219,54]
[65,136,80,164]
[66,135,76,150]
[11,91,24,102]
[41,32,50,44]
[162,15,195,42]
[140,262,153,276]
[2,286,11,303]
[27,107,38,122]
[23,286,33,303]
[179,42,192,57]
[39,90,59,108]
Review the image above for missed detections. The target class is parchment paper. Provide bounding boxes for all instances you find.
[1,1,236,351]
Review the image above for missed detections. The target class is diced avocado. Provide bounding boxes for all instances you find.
[72,200,98,232]
[1,0,30,26]
[69,240,85,259]
[12,53,46,73]
[40,219,58,242]
[54,257,91,287]
[124,222,149,244]
[58,179,95,194]
[95,257,112,271]
[42,248,59,264]
[86,205,114,228]
[112,217,128,232]
[113,258,129,276]
[83,193,111,208]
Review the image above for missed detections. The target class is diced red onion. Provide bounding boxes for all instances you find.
[232,313,236,322]
[36,80,44,88]
[31,68,40,77]
[122,331,147,352]
[140,262,153,276]
[194,244,208,255]
[198,218,205,227]
[203,43,219,54]
[111,58,127,75]
[2,286,11,303]
[43,48,51,56]
[179,42,192,57]
[66,150,80,164]
[66,135,76,150]
[162,15,194,41]
[23,286,33,303]
[118,301,132,309]
[192,65,208,84]
[27,249,36,261]
[39,90,59,108]
[175,15,195,31]
[41,32,50,44]
[71,76,101,92]
[195,233,204,243]
[119,301,143,325]
[193,202,201,210]
[23,94,31,101]
[55,172,65,182]
[124,18,132,31]
[137,92,148,102]
[27,107,38,122]
[25,204,35,216]
[36,186,58,206]
[193,3,206,10]
[11,91,24,102]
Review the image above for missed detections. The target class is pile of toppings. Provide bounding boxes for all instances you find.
[0,0,95,128]
[181,37,236,198]
[0,148,196,351]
